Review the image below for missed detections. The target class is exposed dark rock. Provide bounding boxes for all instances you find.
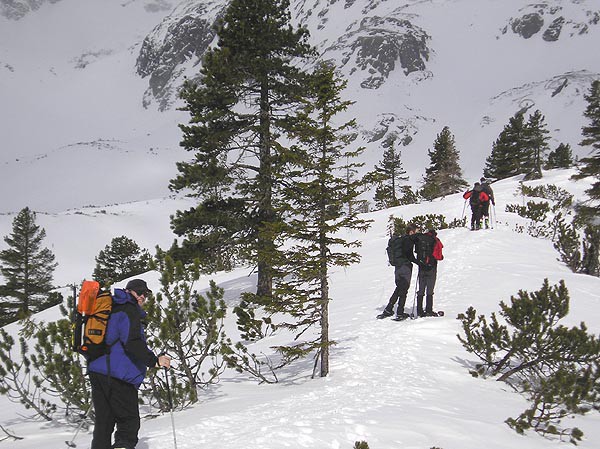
[511,13,544,39]
[136,2,224,110]
[365,113,432,146]
[327,15,430,89]
[504,3,599,41]
[551,77,568,97]
[543,16,565,41]
[1,0,62,20]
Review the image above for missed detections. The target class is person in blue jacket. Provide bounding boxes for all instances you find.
[88,278,170,449]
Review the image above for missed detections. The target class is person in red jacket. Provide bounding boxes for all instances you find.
[463,182,489,231]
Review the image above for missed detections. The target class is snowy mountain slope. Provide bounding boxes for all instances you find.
[1,0,599,214]
[2,169,600,449]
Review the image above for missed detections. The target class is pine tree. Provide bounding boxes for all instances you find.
[573,80,600,203]
[546,143,573,169]
[143,250,228,408]
[370,139,408,210]
[484,111,528,180]
[31,301,91,418]
[522,109,550,180]
[93,236,152,287]
[420,126,468,200]
[0,207,58,324]
[171,0,315,300]
[272,64,371,377]
[458,279,600,442]
[581,225,600,277]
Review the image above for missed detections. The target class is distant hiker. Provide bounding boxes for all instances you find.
[379,223,419,320]
[479,177,495,229]
[463,182,489,231]
[415,229,444,317]
[88,278,171,449]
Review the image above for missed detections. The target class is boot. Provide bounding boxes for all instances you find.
[377,308,393,319]
[425,294,434,315]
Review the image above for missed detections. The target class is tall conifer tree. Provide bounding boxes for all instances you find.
[421,126,467,200]
[522,109,550,180]
[0,207,58,324]
[371,139,408,209]
[273,64,370,377]
[93,236,152,287]
[171,0,315,299]
[573,80,600,203]
[484,111,527,180]
[572,80,600,272]
[546,143,573,169]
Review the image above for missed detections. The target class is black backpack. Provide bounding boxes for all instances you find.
[470,186,483,206]
[415,233,436,268]
[386,235,408,266]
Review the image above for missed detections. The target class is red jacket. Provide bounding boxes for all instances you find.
[463,189,489,203]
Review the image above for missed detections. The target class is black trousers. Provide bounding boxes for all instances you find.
[417,266,437,313]
[385,264,413,315]
[90,372,140,449]
[481,201,490,217]
[470,205,482,229]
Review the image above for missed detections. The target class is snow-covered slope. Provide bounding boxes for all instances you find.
[2,169,600,449]
[1,0,599,213]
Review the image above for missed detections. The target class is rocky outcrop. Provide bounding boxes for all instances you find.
[324,15,430,89]
[543,16,565,41]
[502,2,599,41]
[137,1,431,106]
[0,0,61,20]
[511,13,544,39]
[364,112,434,147]
[135,1,224,110]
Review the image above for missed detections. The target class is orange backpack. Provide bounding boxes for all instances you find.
[73,280,113,360]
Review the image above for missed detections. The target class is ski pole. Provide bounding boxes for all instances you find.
[65,403,93,448]
[461,199,467,223]
[164,366,178,449]
[410,275,419,319]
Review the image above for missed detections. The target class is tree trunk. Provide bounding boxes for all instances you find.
[256,80,274,299]
[319,252,329,377]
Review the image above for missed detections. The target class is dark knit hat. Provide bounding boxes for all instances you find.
[125,279,151,296]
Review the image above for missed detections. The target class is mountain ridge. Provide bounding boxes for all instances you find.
[0,0,598,213]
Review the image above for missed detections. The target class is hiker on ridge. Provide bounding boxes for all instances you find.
[88,278,171,449]
[378,223,419,320]
[463,182,489,231]
[479,177,495,229]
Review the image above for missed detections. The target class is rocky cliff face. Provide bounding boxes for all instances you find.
[135,0,224,110]
[135,0,431,110]
[323,14,430,90]
[502,2,600,41]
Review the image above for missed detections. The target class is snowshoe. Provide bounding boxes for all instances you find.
[422,310,444,317]
[392,313,410,321]
[376,310,393,319]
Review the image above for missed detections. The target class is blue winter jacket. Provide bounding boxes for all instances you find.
[88,288,158,388]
